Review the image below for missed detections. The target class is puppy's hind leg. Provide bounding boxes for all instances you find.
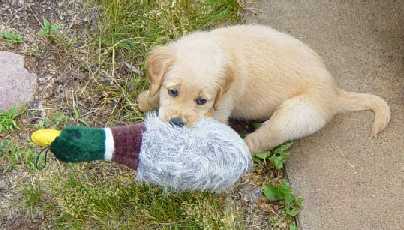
[245,96,333,153]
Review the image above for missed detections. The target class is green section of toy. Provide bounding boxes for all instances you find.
[32,127,107,163]
[50,127,106,162]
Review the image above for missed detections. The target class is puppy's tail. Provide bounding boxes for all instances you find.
[337,89,390,136]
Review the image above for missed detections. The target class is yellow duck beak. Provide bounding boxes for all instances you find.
[31,129,61,147]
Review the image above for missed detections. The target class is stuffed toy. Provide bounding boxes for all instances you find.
[31,113,252,192]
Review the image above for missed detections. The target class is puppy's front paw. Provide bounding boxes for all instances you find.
[244,134,261,154]
[137,90,158,112]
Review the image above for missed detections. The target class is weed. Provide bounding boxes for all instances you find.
[254,142,293,170]
[263,180,303,217]
[0,107,22,134]
[0,31,24,45]
[39,18,62,41]
[253,141,302,226]
[290,222,298,230]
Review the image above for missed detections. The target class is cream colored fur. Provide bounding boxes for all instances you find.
[137,24,391,153]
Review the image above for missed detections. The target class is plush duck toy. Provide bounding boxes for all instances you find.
[31,113,252,192]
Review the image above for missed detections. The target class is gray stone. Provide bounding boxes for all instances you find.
[0,51,36,111]
[247,1,404,229]
[0,179,7,191]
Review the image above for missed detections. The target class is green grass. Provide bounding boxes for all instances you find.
[0,139,43,172]
[22,182,44,208]
[96,0,240,53]
[20,161,239,229]
[0,31,24,45]
[49,168,227,229]
[0,107,22,133]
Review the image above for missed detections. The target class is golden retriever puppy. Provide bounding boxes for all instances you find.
[137,24,390,153]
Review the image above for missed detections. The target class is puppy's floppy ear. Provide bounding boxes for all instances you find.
[213,65,235,110]
[146,46,175,96]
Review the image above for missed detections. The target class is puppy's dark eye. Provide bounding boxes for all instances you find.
[168,89,178,97]
[195,97,207,105]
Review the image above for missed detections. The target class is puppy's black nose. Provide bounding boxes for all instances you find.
[169,117,185,127]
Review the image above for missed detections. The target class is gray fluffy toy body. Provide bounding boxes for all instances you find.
[136,113,253,192]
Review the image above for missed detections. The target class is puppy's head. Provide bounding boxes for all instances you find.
[146,44,233,127]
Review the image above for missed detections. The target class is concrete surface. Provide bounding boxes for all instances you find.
[246,1,404,229]
[0,51,36,111]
